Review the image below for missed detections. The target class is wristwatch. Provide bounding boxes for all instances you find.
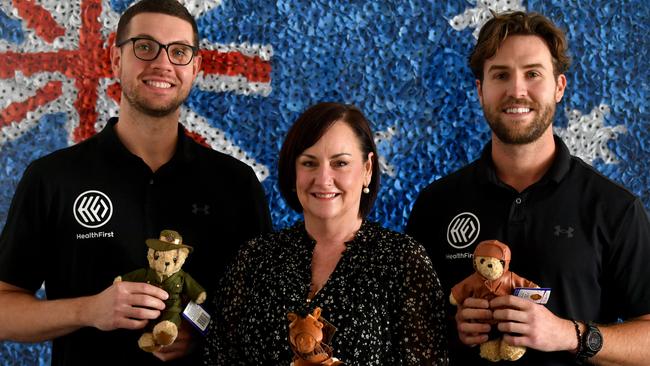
[576,321,603,364]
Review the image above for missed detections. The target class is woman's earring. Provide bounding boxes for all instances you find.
[362,186,370,194]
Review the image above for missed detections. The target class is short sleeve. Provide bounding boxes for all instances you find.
[606,199,650,319]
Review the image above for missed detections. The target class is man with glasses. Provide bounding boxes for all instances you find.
[0,0,272,364]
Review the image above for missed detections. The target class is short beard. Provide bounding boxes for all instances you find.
[483,99,555,145]
[123,91,184,118]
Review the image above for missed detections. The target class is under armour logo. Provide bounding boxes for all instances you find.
[192,203,210,215]
[73,190,113,228]
[554,225,574,238]
[447,212,481,249]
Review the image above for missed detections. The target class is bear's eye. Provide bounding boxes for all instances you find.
[500,260,505,266]
[173,257,178,263]
[154,253,160,260]
[480,258,485,264]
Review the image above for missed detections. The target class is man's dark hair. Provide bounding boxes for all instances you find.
[469,11,571,81]
[116,0,199,47]
[278,102,380,218]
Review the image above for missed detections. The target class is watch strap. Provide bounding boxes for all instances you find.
[575,321,603,364]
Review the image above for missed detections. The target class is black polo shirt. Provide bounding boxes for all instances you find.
[407,135,650,366]
[0,117,272,365]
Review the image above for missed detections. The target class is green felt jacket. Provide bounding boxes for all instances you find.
[122,268,205,326]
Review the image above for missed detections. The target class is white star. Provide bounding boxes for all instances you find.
[448,0,526,39]
[555,104,626,165]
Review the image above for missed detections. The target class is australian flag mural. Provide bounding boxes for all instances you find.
[1,0,648,363]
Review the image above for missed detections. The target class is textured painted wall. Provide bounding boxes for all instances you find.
[1,0,648,363]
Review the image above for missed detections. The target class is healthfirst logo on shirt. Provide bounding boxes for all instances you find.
[445,212,480,260]
[73,190,115,240]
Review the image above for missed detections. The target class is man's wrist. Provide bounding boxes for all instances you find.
[574,320,604,364]
[570,319,582,354]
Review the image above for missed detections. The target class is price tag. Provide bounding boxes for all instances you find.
[182,301,211,334]
[514,287,551,304]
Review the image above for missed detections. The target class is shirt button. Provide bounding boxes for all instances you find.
[149,179,154,185]
[515,197,522,204]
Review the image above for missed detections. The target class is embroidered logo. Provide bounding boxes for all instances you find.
[192,203,210,215]
[73,190,113,228]
[554,225,574,238]
[447,212,480,249]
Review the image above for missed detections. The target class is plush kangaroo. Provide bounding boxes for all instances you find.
[287,307,344,366]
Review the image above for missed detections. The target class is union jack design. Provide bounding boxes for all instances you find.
[0,0,272,180]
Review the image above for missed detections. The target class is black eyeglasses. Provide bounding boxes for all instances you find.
[116,37,198,66]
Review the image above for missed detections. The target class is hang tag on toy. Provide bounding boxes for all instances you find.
[514,287,551,304]
[182,301,211,334]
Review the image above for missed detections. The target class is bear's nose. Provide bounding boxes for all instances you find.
[487,264,492,268]
[165,262,170,266]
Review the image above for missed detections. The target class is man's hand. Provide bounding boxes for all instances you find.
[455,297,493,345]
[84,281,168,331]
[490,295,577,352]
[153,320,197,361]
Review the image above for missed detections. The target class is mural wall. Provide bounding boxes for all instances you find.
[1,0,648,363]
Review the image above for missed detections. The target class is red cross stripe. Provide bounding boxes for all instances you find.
[12,0,65,43]
[0,81,62,128]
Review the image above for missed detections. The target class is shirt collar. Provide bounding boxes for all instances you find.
[296,220,376,250]
[477,134,571,186]
[97,117,196,164]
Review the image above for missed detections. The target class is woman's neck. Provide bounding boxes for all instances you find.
[304,215,363,247]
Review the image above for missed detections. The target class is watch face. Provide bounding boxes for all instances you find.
[586,330,603,351]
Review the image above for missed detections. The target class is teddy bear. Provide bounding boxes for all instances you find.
[450,240,538,362]
[114,229,206,352]
[288,307,343,366]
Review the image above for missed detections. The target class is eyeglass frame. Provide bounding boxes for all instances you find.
[115,37,199,66]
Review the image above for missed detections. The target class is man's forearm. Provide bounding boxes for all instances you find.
[589,317,650,366]
[0,282,88,342]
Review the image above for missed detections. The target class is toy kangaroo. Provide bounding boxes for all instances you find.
[288,307,344,366]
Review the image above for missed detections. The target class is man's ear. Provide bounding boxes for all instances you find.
[476,79,484,105]
[110,44,122,79]
[192,53,202,79]
[555,74,567,103]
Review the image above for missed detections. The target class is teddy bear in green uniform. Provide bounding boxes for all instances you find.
[115,230,206,352]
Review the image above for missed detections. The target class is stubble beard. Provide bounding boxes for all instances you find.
[483,98,556,145]
[122,82,188,118]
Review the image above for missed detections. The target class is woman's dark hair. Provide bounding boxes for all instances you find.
[116,0,199,47]
[278,102,380,218]
[469,11,570,81]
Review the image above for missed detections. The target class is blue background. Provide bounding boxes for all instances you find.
[1,0,648,363]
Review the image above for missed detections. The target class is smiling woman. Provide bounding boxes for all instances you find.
[279,103,379,219]
[202,102,449,365]
[294,121,372,226]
